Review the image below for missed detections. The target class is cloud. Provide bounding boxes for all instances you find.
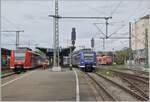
[1,0,149,51]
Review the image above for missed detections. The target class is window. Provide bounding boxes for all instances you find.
[14,52,25,61]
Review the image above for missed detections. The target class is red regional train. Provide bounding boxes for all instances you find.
[9,48,46,73]
[97,55,112,65]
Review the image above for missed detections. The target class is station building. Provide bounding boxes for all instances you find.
[131,15,149,67]
[36,46,76,67]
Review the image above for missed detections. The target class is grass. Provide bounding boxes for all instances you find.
[96,68,115,77]
[1,68,13,74]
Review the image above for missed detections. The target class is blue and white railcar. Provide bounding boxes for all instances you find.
[72,49,96,72]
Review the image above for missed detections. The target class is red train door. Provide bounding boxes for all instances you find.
[9,51,15,69]
[24,51,32,69]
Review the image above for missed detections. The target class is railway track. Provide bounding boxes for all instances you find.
[109,69,149,82]
[1,67,43,79]
[1,72,16,78]
[108,69,149,100]
[121,76,149,99]
[85,72,148,101]
[85,72,116,101]
[122,68,149,75]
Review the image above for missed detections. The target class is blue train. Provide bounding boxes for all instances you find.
[72,49,96,72]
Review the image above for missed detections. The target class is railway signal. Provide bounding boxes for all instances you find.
[91,37,94,50]
[71,27,76,47]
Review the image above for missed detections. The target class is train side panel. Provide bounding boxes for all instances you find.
[97,55,112,65]
[9,49,46,73]
[79,52,85,68]
[24,51,32,69]
[9,51,15,69]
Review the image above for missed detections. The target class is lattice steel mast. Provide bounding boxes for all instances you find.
[53,0,60,67]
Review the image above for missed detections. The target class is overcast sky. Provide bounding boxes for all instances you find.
[1,0,150,51]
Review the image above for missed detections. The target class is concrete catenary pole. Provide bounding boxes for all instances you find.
[0,0,1,99]
[148,16,150,69]
[0,0,1,84]
[69,46,72,69]
[1,30,24,49]
[145,29,149,68]
[129,22,132,68]
[16,31,19,48]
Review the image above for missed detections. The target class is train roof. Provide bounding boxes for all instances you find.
[72,48,95,55]
[13,49,44,57]
[17,47,32,51]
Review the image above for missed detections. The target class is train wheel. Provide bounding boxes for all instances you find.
[13,68,22,74]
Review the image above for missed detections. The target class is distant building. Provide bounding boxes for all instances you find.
[132,15,149,50]
[131,15,149,67]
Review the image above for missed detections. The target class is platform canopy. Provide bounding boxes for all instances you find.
[36,46,76,57]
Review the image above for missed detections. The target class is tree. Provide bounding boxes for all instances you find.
[114,47,133,65]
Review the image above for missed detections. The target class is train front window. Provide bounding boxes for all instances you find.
[14,52,25,60]
[84,53,93,61]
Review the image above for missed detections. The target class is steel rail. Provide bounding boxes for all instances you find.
[119,68,149,74]
[109,69,149,80]
[122,76,149,100]
[1,72,15,78]
[86,73,116,101]
[94,72,148,101]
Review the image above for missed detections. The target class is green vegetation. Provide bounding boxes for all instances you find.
[114,48,133,65]
[97,47,133,65]
[96,68,115,77]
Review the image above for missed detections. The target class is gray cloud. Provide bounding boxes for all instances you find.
[1,0,149,51]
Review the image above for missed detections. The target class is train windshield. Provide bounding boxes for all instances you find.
[84,53,94,61]
[14,51,25,60]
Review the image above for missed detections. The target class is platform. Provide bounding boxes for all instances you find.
[2,68,76,101]
[52,66,61,71]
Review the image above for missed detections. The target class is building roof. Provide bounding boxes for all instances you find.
[36,46,76,57]
[140,15,149,20]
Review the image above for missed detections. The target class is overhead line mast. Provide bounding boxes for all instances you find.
[49,7,112,71]
[1,30,24,49]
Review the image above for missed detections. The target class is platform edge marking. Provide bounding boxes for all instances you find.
[73,68,80,101]
[1,70,35,87]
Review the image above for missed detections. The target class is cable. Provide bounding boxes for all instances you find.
[122,1,143,21]
[2,16,20,29]
[2,0,117,1]
[110,1,123,17]
[106,24,126,38]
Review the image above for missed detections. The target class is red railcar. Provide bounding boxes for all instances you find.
[9,49,46,73]
[97,55,112,65]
